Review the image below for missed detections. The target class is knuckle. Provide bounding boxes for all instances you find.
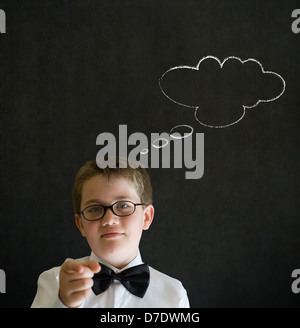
[81,288,91,299]
[80,278,93,290]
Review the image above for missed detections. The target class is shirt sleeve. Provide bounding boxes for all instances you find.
[180,289,190,308]
[31,266,64,308]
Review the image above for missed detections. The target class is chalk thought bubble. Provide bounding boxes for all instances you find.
[159,56,286,128]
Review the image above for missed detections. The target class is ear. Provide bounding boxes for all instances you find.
[143,205,154,230]
[75,214,86,237]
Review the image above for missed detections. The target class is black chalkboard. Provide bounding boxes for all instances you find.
[0,0,299,308]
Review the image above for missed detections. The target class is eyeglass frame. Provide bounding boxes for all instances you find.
[76,200,146,221]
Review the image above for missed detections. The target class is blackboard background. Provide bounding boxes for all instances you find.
[0,0,299,308]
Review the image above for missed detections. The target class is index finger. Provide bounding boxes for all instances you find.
[81,260,101,274]
[62,259,84,274]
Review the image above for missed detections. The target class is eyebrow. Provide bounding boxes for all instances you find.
[84,196,135,207]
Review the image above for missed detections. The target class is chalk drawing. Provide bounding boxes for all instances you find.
[170,124,193,139]
[152,137,169,149]
[138,124,194,156]
[159,56,286,128]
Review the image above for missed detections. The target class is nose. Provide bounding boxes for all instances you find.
[101,208,119,227]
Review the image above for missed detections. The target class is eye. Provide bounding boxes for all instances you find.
[87,206,102,213]
[114,201,134,215]
[115,202,130,211]
[119,203,129,209]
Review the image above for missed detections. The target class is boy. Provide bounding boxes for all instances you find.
[31,159,189,308]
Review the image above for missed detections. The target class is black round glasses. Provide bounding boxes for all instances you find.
[77,201,145,221]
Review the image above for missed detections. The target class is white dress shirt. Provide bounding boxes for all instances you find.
[31,250,190,308]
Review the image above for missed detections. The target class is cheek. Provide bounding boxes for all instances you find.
[83,221,100,238]
[123,215,144,236]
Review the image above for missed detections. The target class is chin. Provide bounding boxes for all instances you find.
[96,240,138,269]
[97,240,127,261]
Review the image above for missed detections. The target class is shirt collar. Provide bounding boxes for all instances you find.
[90,250,143,273]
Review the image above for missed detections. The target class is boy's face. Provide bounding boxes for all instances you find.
[75,175,154,269]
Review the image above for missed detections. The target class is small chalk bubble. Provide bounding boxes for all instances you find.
[169,124,193,139]
[152,138,169,149]
[140,148,149,155]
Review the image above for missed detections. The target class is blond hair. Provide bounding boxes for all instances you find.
[72,159,153,213]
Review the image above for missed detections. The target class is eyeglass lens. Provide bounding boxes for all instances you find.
[83,201,135,221]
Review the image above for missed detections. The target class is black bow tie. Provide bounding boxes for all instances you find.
[92,263,150,298]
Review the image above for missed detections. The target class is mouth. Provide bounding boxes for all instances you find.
[101,231,125,239]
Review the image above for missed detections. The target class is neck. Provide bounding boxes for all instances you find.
[91,250,141,271]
